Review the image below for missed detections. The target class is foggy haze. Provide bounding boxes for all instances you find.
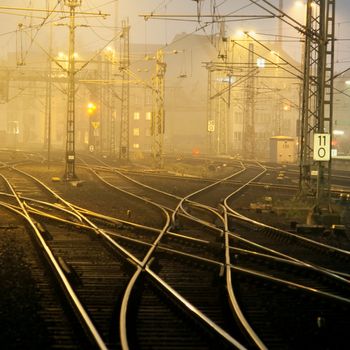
[0,1,349,70]
[0,1,349,158]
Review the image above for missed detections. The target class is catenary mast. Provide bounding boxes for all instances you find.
[64,0,81,180]
[299,0,335,211]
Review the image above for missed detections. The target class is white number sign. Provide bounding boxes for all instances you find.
[313,133,330,161]
[208,120,215,132]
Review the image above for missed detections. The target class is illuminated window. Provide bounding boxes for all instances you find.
[133,143,140,149]
[133,112,140,120]
[133,128,140,136]
[145,111,152,120]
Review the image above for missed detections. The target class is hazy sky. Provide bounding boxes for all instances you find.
[0,1,349,70]
[117,0,350,71]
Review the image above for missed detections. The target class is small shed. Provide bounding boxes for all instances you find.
[270,136,296,164]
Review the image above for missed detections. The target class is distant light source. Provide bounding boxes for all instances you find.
[233,30,255,39]
[235,30,245,38]
[333,130,345,136]
[87,102,97,115]
[216,76,236,83]
[58,52,66,59]
[345,80,350,86]
[256,58,265,68]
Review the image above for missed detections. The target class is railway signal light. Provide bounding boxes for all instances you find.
[87,102,97,115]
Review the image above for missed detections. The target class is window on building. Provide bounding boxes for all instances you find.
[134,95,142,106]
[133,112,140,120]
[133,143,140,149]
[145,111,152,120]
[233,131,242,141]
[234,112,243,123]
[133,128,140,136]
[145,128,151,136]
[259,113,269,123]
[145,89,152,105]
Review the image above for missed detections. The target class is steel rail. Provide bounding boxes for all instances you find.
[222,205,268,350]
[171,161,247,226]
[232,265,350,305]
[77,160,212,350]
[6,163,349,285]
[231,245,350,280]
[144,265,248,350]
[9,158,346,348]
[0,174,108,350]
[228,211,350,260]
[220,162,350,274]
[79,158,248,349]
[20,192,350,287]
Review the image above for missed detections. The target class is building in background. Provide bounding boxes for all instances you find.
[0,32,347,161]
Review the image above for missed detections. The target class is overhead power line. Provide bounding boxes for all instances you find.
[0,5,109,17]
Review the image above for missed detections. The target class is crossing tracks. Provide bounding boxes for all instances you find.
[0,153,350,349]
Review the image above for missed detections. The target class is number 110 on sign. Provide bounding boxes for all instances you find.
[313,133,331,161]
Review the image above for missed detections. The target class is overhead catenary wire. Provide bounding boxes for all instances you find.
[245,32,303,74]
[247,0,306,34]
[230,39,303,81]
[15,2,61,65]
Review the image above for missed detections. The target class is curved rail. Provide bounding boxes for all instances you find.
[0,174,108,350]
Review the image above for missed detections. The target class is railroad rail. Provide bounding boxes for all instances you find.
[0,152,349,349]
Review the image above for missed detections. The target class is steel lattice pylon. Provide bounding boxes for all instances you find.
[64,0,81,180]
[242,43,256,159]
[205,63,231,156]
[205,31,232,156]
[152,49,166,168]
[299,0,335,209]
[119,20,130,160]
[206,67,215,154]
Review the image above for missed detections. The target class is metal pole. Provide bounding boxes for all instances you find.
[278,0,283,44]
[119,20,130,160]
[152,49,166,168]
[64,0,81,180]
[299,0,335,211]
[45,0,52,168]
[242,42,255,159]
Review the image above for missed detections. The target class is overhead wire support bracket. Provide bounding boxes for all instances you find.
[0,5,109,18]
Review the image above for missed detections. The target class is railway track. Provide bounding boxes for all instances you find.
[0,161,246,348]
[0,154,349,349]
[78,156,350,348]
